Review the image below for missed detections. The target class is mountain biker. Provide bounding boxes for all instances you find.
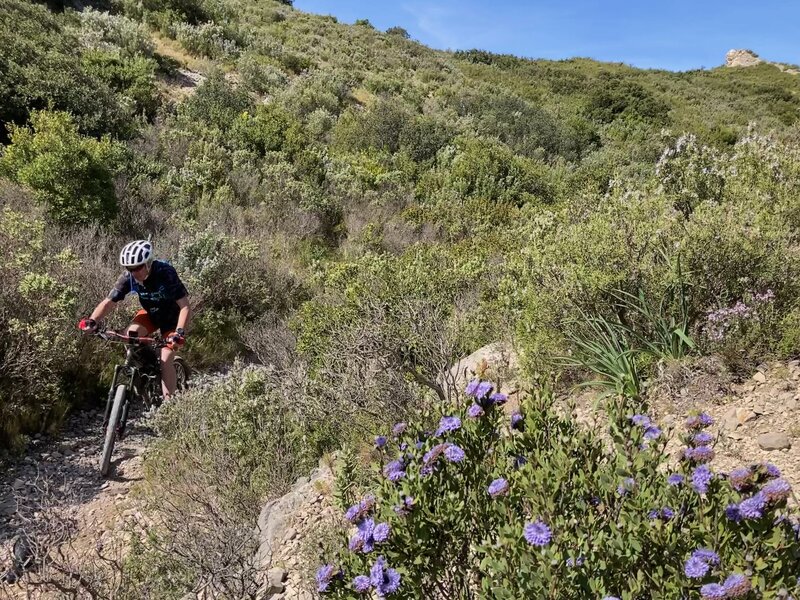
[78,240,190,401]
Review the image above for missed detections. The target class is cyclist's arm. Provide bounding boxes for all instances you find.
[89,298,116,322]
[90,272,131,322]
[176,296,190,331]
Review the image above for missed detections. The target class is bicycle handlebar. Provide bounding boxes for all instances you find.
[95,329,168,348]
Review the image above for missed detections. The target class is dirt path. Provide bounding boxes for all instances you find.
[0,403,153,598]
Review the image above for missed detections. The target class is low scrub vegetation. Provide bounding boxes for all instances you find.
[317,381,800,598]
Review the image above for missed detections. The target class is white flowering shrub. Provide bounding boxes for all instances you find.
[76,9,154,57]
[317,381,800,599]
[172,21,240,59]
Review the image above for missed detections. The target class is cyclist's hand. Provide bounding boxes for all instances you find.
[78,318,99,334]
[167,328,186,349]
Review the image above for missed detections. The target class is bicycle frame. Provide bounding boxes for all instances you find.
[100,331,165,435]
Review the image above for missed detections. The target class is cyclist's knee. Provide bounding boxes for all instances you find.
[127,323,147,336]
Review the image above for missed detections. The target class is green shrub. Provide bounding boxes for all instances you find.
[237,51,288,94]
[0,110,122,224]
[0,0,132,139]
[179,72,253,130]
[81,50,160,118]
[318,381,800,598]
[75,8,155,58]
[172,20,240,59]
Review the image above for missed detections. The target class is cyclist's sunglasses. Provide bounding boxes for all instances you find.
[126,264,147,273]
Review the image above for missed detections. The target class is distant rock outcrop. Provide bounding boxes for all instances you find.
[725,49,799,74]
[725,49,763,68]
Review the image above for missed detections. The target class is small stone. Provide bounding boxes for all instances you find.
[753,371,767,384]
[750,405,768,417]
[12,479,25,491]
[790,398,799,411]
[757,432,791,451]
[284,528,297,541]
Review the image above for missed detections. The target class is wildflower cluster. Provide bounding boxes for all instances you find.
[705,289,775,342]
[317,381,800,599]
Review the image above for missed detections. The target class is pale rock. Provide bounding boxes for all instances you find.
[752,371,767,384]
[757,432,791,451]
[284,528,297,542]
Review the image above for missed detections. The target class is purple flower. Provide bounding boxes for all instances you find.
[738,493,766,520]
[391,422,406,437]
[317,564,339,592]
[511,412,524,431]
[383,459,406,483]
[761,478,791,503]
[692,465,713,494]
[490,392,507,405]
[693,432,714,446]
[353,575,371,593]
[423,443,447,466]
[393,496,415,516]
[644,426,662,441]
[763,462,781,478]
[467,404,485,418]
[684,556,710,578]
[387,470,406,482]
[488,478,510,498]
[725,503,742,522]
[723,573,751,597]
[523,519,552,546]
[375,436,388,449]
[383,459,404,477]
[700,583,727,599]
[514,456,527,469]
[373,522,391,543]
[465,379,480,396]
[602,597,620,600]
[692,548,720,566]
[686,412,713,430]
[617,477,636,496]
[694,445,715,463]
[566,556,585,567]
[435,416,461,436]
[650,506,675,520]
[631,414,651,427]
[369,556,401,597]
[475,381,493,399]
[444,444,465,463]
[728,467,753,491]
[351,519,391,553]
[345,495,376,524]
[668,473,684,486]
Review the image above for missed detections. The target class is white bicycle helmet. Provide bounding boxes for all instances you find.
[119,240,154,268]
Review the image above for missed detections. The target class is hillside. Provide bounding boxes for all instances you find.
[1,0,800,597]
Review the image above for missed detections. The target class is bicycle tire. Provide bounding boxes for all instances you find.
[101,384,126,477]
[174,357,190,391]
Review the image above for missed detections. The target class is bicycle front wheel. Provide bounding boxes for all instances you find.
[101,384,126,477]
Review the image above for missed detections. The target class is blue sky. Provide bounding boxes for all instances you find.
[293,1,799,71]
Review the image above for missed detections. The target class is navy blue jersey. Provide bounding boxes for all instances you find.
[108,260,188,331]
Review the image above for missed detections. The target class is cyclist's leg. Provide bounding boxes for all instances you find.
[129,310,155,336]
[160,345,177,401]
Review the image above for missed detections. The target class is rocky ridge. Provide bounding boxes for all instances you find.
[725,49,800,74]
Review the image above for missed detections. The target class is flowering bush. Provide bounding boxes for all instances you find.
[318,381,800,598]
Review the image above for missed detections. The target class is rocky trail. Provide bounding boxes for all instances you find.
[0,401,152,597]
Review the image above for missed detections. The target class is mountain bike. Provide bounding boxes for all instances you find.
[94,329,189,476]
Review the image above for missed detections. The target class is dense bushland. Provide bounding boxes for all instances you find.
[1,0,800,593]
